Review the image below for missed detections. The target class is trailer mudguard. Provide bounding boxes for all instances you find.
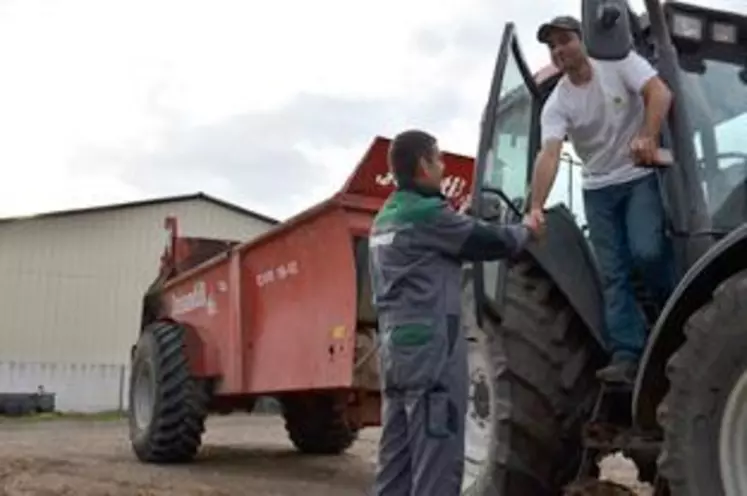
[525,203,607,350]
[633,223,747,429]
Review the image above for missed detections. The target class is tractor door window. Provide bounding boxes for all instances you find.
[483,43,535,205]
[473,25,540,310]
[682,60,747,229]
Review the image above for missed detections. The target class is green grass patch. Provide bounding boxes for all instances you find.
[0,410,126,423]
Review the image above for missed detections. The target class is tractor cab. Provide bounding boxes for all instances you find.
[461,1,747,494]
[473,0,747,266]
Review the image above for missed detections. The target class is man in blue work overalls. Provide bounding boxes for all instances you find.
[368,129,539,495]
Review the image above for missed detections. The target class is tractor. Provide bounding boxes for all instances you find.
[460,0,747,494]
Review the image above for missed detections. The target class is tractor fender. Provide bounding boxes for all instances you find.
[525,204,607,350]
[633,223,747,429]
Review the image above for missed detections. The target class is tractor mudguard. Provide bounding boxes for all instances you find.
[525,203,607,350]
[633,223,747,429]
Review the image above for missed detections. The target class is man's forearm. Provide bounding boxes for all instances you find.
[530,148,560,210]
[457,223,530,261]
[641,81,673,139]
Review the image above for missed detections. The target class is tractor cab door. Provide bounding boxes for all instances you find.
[471,22,542,320]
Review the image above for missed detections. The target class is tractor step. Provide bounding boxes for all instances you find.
[573,383,662,483]
[564,478,638,495]
[582,422,661,455]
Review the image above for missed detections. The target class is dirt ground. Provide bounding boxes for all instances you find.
[0,414,651,496]
[0,414,379,496]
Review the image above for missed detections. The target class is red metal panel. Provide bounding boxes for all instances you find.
[161,257,244,392]
[240,203,358,394]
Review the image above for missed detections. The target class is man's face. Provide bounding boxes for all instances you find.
[546,29,585,72]
[418,144,445,189]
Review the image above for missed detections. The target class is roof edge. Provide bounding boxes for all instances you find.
[0,192,279,226]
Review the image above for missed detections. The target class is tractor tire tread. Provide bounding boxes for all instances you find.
[658,269,747,494]
[469,259,603,495]
[131,321,208,463]
[281,393,359,455]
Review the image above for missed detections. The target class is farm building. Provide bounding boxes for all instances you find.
[0,193,276,413]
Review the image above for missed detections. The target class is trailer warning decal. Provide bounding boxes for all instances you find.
[171,281,217,316]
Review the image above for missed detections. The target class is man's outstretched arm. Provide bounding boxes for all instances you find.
[529,92,567,219]
[457,220,533,261]
[529,138,563,213]
[413,203,536,262]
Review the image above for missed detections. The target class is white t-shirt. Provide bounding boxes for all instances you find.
[541,52,658,190]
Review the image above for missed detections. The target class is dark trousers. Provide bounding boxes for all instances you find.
[583,173,677,362]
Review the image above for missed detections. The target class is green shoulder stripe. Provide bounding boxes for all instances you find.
[374,191,443,229]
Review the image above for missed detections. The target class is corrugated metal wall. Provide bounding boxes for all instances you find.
[0,198,273,412]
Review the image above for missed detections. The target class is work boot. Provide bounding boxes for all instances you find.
[595,358,638,384]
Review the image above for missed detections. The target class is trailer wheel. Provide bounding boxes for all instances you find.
[461,261,604,495]
[129,321,209,463]
[280,393,359,455]
[658,269,747,495]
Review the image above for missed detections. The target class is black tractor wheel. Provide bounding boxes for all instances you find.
[129,320,210,463]
[280,393,359,455]
[658,269,747,495]
[461,260,605,495]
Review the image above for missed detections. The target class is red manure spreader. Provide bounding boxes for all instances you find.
[127,136,474,462]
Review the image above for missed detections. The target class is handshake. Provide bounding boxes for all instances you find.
[458,198,546,241]
[522,207,546,240]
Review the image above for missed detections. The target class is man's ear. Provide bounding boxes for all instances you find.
[414,157,428,178]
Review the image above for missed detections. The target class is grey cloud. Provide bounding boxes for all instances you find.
[413,29,450,57]
[412,1,578,60]
[72,88,468,220]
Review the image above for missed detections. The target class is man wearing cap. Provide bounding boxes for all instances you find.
[527,15,677,383]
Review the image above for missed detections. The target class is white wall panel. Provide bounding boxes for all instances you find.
[0,197,273,411]
[0,360,128,413]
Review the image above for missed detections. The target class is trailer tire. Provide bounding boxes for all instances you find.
[461,261,604,495]
[129,321,209,463]
[281,393,359,455]
[658,269,747,495]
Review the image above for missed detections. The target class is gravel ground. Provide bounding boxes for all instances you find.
[0,414,378,496]
[0,414,651,495]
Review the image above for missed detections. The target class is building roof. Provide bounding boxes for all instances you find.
[0,192,278,226]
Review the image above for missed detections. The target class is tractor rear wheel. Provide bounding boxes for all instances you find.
[461,260,604,495]
[658,269,747,495]
[280,393,359,455]
[129,321,210,463]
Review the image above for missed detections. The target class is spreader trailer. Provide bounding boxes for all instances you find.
[127,137,474,463]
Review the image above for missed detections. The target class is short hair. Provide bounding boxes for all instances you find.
[388,130,437,185]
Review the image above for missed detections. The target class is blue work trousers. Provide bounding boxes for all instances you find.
[373,317,467,496]
[583,172,677,362]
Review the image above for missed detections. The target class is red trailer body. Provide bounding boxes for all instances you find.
[150,136,474,396]
[130,136,475,463]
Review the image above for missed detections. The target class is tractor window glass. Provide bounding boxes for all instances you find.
[682,60,747,229]
[483,44,534,205]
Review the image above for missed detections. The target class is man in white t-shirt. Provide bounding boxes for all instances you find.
[527,15,677,384]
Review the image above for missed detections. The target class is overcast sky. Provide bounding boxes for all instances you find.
[0,0,742,221]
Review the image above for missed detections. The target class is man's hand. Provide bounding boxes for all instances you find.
[458,197,472,215]
[523,208,546,239]
[631,134,658,165]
